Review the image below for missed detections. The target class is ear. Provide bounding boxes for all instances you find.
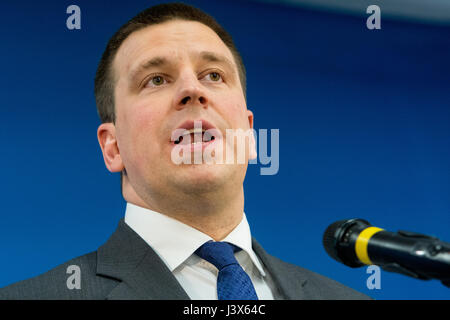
[97,123,125,173]
[246,109,257,160]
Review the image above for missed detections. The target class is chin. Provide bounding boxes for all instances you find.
[172,163,235,194]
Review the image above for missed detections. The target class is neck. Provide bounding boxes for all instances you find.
[123,182,245,241]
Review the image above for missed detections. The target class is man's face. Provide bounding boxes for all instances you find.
[109,20,255,201]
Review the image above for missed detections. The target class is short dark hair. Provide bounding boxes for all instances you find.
[94,2,246,194]
[94,2,246,124]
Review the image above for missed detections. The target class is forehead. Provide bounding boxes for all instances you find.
[113,19,236,79]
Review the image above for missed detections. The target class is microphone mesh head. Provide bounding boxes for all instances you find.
[323,219,349,264]
[323,218,371,268]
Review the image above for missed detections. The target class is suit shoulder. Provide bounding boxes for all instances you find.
[269,255,372,300]
[0,251,118,300]
[296,264,372,300]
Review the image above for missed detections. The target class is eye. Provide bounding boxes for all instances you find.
[145,75,167,88]
[203,71,223,82]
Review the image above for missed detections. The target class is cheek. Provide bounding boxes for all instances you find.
[216,92,247,125]
[121,104,165,169]
[135,113,163,150]
[225,100,249,128]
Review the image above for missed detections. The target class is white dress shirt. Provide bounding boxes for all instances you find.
[124,202,281,300]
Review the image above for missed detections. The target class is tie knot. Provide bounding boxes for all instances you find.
[195,241,241,270]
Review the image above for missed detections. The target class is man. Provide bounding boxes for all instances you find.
[0,3,370,300]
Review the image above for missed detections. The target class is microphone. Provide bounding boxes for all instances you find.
[323,218,450,287]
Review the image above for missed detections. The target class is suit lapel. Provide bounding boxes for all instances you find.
[96,219,311,300]
[96,219,190,300]
[252,238,308,299]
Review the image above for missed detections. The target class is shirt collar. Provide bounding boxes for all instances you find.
[124,202,266,277]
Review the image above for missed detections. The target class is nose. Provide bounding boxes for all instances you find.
[173,73,209,110]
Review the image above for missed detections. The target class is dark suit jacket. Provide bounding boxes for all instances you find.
[0,219,371,300]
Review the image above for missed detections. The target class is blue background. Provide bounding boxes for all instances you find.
[0,0,449,299]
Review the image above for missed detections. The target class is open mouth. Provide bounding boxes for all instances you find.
[171,119,220,150]
[174,128,215,145]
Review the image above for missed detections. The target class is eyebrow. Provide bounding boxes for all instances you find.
[128,51,236,86]
[199,51,235,70]
[128,56,168,85]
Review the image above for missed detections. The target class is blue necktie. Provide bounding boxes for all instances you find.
[195,241,258,300]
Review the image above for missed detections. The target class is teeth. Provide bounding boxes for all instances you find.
[174,128,216,145]
[185,128,204,135]
[174,137,214,145]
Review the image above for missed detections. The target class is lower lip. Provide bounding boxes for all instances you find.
[172,138,218,152]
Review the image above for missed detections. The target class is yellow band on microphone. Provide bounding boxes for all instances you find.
[355,227,384,265]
